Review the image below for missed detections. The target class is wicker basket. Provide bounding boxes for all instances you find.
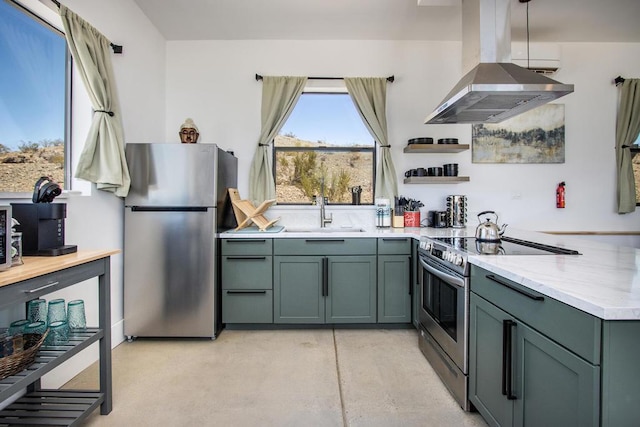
[0,331,48,381]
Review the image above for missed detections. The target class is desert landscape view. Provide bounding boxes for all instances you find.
[0,142,64,193]
[274,134,374,204]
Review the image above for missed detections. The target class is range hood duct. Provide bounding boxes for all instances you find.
[425,0,573,124]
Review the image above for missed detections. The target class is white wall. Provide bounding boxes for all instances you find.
[165,39,640,237]
[22,0,166,388]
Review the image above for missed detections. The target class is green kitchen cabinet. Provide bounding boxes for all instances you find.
[601,321,640,427]
[470,294,599,427]
[273,254,376,324]
[377,238,412,323]
[470,265,600,427]
[469,294,515,427]
[273,255,324,323]
[377,255,411,323]
[326,256,377,323]
[273,238,377,324]
[221,239,273,324]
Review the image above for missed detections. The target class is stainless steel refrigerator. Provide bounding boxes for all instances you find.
[123,143,237,339]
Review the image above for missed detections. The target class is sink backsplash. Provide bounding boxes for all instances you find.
[264,206,377,229]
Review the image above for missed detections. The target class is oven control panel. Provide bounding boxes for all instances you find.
[419,238,466,268]
[443,250,464,266]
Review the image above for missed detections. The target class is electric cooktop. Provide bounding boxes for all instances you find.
[431,236,581,256]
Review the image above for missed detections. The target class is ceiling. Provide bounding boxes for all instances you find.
[132,0,640,43]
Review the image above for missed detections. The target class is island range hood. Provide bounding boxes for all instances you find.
[425,0,574,124]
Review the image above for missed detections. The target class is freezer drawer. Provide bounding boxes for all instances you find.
[124,208,217,337]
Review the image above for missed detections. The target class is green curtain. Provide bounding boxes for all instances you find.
[344,77,398,201]
[248,76,307,204]
[60,6,130,197]
[616,79,640,213]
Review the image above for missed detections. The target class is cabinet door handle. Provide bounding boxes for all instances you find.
[225,256,267,260]
[226,239,266,243]
[305,239,345,243]
[322,257,329,297]
[226,290,267,295]
[23,281,59,293]
[502,319,517,400]
[408,255,412,295]
[486,274,544,301]
[382,238,408,241]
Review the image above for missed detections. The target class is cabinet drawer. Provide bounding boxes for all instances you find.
[0,259,106,309]
[221,238,273,256]
[274,238,375,255]
[471,265,601,364]
[221,256,272,290]
[222,290,273,323]
[377,237,412,255]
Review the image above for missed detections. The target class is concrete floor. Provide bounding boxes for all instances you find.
[65,329,487,426]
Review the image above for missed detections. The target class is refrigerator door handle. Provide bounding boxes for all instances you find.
[130,206,209,212]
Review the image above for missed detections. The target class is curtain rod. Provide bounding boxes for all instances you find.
[614,76,625,86]
[50,0,123,54]
[255,74,395,83]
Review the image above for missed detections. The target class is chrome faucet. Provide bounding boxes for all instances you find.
[319,179,333,228]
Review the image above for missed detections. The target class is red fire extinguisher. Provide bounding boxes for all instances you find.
[556,182,566,208]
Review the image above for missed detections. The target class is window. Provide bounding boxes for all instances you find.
[0,0,69,193]
[632,133,640,205]
[274,93,375,204]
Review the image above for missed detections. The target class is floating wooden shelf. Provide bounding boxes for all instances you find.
[404,176,470,184]
[403,144,469,153]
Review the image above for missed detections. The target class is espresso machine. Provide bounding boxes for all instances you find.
[11,203,77,256]
[10,178,77,256]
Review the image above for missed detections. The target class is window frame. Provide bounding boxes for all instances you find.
[631,146,640,206]
[2,0,72,193]
[272,91,377,206]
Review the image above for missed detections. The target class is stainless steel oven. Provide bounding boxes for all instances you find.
[417,238,470,410]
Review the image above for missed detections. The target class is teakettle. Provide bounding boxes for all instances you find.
[475,211,508,242]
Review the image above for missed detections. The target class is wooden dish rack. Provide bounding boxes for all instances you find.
[228,188,280,232]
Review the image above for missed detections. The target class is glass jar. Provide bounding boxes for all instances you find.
[11,232,22,266]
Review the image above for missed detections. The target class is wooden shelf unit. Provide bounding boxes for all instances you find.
[403,144,469,154]
[404,176,470,184]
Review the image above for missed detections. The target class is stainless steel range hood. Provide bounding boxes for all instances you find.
[425,0,573,124]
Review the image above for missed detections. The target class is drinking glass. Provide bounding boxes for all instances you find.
[8,319,29,335]
[27,298,47,323]
[44,320,68,346]
[24,321,47,335]
[47,298,66,325]
[67,300,87,332]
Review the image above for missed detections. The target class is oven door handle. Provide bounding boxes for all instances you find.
[419,255,465,288]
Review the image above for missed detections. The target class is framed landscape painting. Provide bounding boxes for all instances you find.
[472,104,565,163]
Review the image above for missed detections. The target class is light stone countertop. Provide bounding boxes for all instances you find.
[220,224,640,321]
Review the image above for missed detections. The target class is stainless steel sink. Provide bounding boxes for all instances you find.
[283,227,366,233]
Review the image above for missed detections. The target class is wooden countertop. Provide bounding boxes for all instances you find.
[0,249,120,288]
